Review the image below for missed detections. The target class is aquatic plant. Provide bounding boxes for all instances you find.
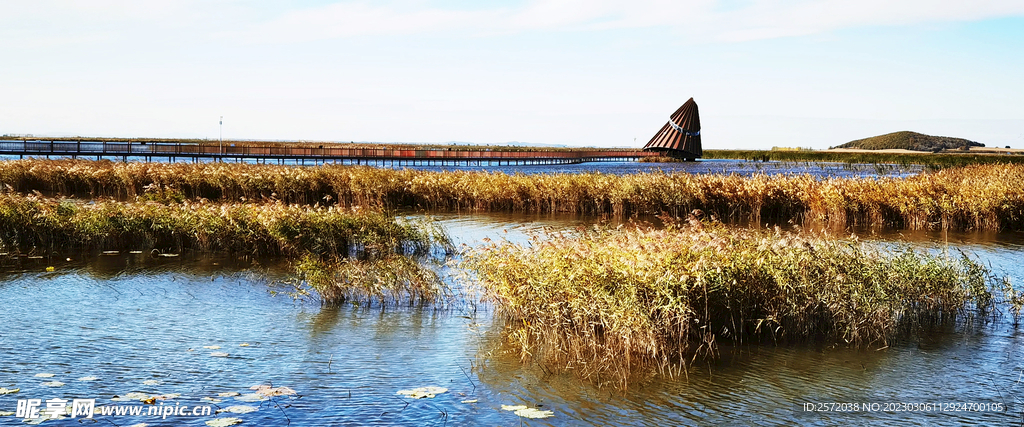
[1,159,1023,231]
[293,253,449,307]
[0,193,444,257]
[463,220,994,387]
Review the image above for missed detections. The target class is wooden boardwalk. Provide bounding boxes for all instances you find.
[0,140,655,165]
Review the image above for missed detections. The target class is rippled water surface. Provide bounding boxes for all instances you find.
[2,216,1023,426]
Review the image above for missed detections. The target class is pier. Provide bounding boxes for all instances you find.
[0,139,656,166]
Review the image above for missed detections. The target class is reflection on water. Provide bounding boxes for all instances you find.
[383,159,921,179]
[1,212,1022,425]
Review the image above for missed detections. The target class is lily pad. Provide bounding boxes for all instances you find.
[34,373,55,378]
[205,418,243,427]
[78,376,100,381]
[514,407,554,419]
[501,405,554,419]
[210,352,230,357]
[0,411,14,416]
[201,397,222,403]
[141,393,180,404]
[41,381,64,387]
[203,345,221,350]
[461,399,478,404]
[238,343,251,347]
[0,388,18,395]
[396,386,448,399]
[216,406,259,414]
[142,380,161,386]
[217,392,240,397]
[250,385,296,397]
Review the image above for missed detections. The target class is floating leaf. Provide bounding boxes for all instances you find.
[127,424,149,427]
[396,386,447,399]
[142,380,161,386]
[129,251,143,254]
[210,352,229,357]
[217,392,240,397]
[45,266,54,272]
[514,408,554,419]
[102,251,120,255]
[234,394,266,402]
[238,343,250,347]
[0,388,18,395]
[78,376,100,381]
[460,399,478,404]
[34,373,55,378]
[203,345,221,350]
[201,397,222,403]
[158,253,180,258]
[205,418,243,427]
[0,411,14,416]
[250,385,296,397]
[216,406,259,414]
[501,404,554,419]
[41,381,65,387]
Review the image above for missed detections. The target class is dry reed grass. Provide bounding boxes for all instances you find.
[0,192,442,257]
[1,159,1022,231]
[463,219,994,387]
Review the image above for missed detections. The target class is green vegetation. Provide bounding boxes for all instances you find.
[834,131,984,151]
[2,159,1023,231]
[464,220,994,387]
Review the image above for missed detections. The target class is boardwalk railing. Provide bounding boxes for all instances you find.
[0,140,657,165]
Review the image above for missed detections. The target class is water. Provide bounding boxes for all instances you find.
[1,212,1022,426]
[0,153,922,179]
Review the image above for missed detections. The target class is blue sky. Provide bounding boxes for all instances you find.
[1,1,1022,149]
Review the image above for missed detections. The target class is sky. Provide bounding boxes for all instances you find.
[1,0,1022,149]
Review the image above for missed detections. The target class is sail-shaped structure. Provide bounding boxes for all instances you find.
[643,98,702,160]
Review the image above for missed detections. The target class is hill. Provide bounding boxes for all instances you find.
[834,131,985,152]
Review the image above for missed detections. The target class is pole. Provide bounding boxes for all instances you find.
[219,116,223,160]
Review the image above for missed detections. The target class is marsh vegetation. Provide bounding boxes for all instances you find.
[464,219,998,387]
[1,159,1022,231]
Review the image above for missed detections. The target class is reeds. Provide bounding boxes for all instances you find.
[463,220,993,387]
[0,193,443,257]
[294,253,448,307]
[1,159,1022,231]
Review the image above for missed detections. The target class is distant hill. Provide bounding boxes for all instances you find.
[834,131,985,152]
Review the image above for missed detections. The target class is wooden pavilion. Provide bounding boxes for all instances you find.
[643,98,702,160]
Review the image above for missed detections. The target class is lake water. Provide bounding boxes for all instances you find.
[1,162,1022,426]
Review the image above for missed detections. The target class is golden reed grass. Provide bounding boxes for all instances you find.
[0,159,1022,231]
[0,191,452,305]
[0,193,442,257]
[463,220,994,388]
